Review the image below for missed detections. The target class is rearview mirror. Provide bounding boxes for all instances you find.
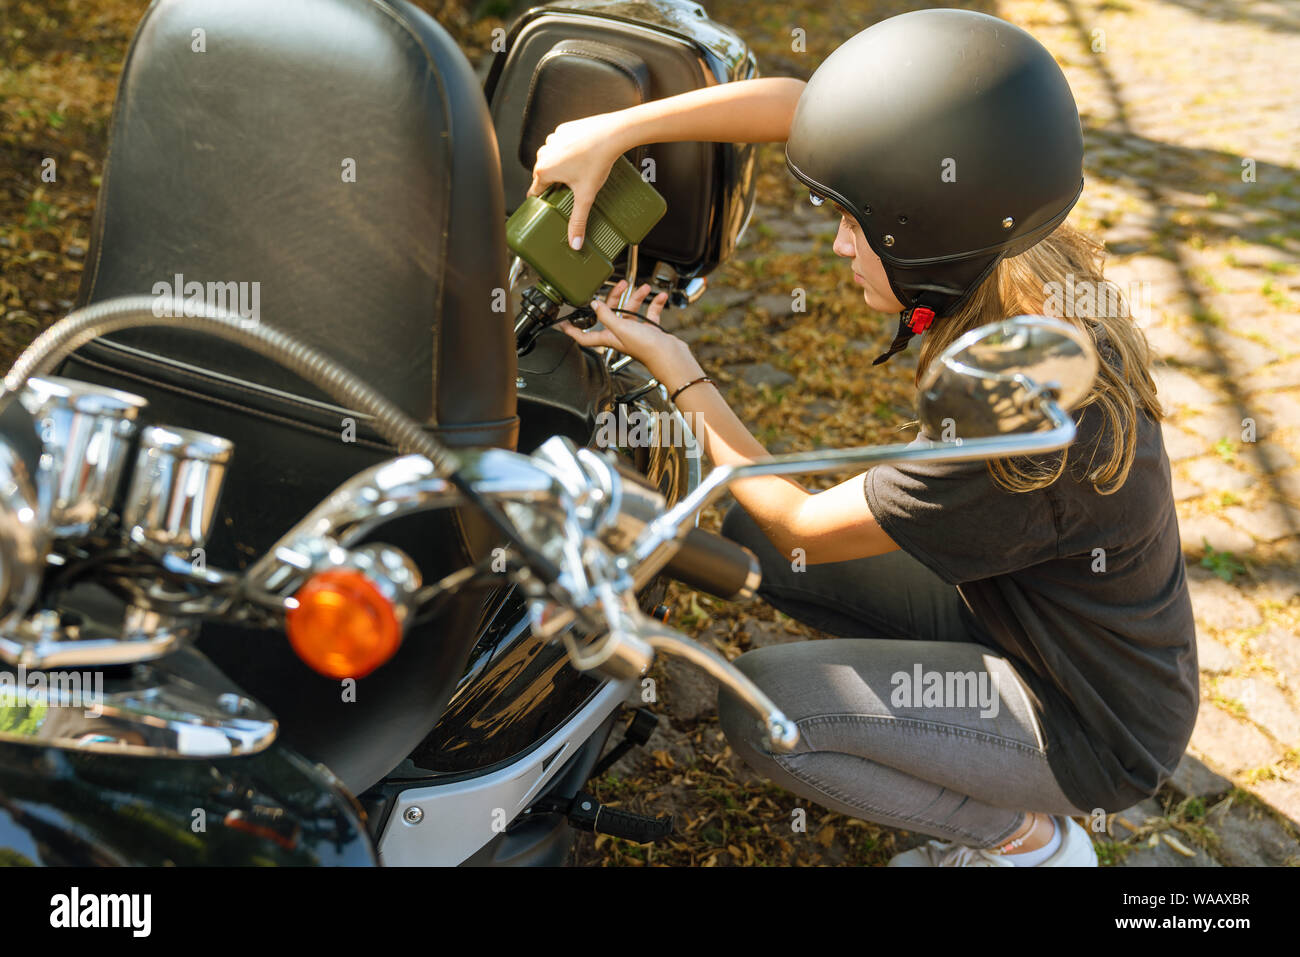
[917,314,1099,440]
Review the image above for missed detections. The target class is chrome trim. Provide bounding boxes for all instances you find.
[639,626,797,752]
[20,376,146,538]
[0,434,47,633]
[629,399,1077,567]
[0,605,194,669]
[123,424,233,555]
[0,647,276,757]
[244,449,559,600]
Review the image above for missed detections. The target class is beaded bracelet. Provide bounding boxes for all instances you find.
[669,375,713,404]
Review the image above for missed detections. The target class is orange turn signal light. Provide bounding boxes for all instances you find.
[285,569,402,679]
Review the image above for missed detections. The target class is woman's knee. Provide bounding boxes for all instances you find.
[715,645,798,767]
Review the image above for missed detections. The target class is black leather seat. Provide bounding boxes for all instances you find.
[60,0,519,792]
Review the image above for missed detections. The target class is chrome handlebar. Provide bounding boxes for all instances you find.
[0,372,1078,757]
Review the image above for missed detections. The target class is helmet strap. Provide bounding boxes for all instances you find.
[872,294,944,366]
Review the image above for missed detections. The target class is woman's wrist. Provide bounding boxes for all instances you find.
[649,339,704,391]
[609,108,647,157]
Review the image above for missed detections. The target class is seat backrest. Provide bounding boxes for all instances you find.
[75,0,517,449]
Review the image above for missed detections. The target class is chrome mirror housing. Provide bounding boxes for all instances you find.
[0,400,49,635]
[917,314,1099,440]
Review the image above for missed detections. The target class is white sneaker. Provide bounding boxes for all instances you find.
[887,816,1099,867]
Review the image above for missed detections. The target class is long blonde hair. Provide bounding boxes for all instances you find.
[914,223,1163,495]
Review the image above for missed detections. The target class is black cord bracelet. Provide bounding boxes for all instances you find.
[669,375,713,404]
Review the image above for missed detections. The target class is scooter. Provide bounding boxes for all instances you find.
[0,0,1099,867]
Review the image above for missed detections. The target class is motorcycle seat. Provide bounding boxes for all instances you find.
[58,0,519,793]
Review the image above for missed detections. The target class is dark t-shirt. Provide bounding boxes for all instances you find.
[863,354,1198,813]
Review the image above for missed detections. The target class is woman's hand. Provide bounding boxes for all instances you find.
[527,114,629,251]
[556,279,699,386]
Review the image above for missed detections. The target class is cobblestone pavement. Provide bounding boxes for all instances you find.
[642,0,1300,866]
[999,0,1299,866]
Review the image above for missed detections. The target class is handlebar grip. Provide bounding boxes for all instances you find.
[662,527,761,602]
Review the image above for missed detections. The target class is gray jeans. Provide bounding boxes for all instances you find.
[716,502,1091,849]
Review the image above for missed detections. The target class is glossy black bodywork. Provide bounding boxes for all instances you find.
[0,741,375,866]
[405,329,678,777]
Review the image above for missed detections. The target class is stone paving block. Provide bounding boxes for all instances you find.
[1231,311,1297,348]
[1275,471,1300,505]
[1214,334,1282,376]
[698,285,753,310]
[1252,778,1300,825]
[1144,325,1213,366]
[1112,799,1165,835]
[1115,833,1220,867]
[1257,391,1300,436]
[774,238,818,255]
[1218,245,1288,271]
[733,362,795,390]
[1179,513,1256,558]
[1222,501,1300,543]
[1109,800,1219,867]
[1254,625,1300,684]
[712,308,747,331]
[1161,423,1207,462]
[1215,676,1300,747]
[1245,440,1297,472]
[1196,629,1242,675]
[658,654,720,724]
[798,399,839,425]
[740,618,806,650]
[1248,358,1300,393]
[1187,702,1278,776]
[1187,569,1265,630]
[749,293,799,320]
[1181,457,1254,493]
[1181,404,1257,445]
[1171,476,1205,502]
[1153,365,1222,410]
[1168,754,1233,800]
[1206,801,1300,867]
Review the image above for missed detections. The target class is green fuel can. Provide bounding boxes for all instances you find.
[506,154,667,307]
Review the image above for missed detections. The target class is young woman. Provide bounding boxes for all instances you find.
[527,9,1197,867]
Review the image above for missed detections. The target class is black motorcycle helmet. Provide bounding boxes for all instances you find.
[785,8,1085,364]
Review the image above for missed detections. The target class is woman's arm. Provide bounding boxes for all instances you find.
[560,282,900,566]
[657,343,900,566]
[610,77,808,148]
[528,78,807,249]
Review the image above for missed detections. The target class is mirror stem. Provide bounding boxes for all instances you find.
[629,398,1076,565]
